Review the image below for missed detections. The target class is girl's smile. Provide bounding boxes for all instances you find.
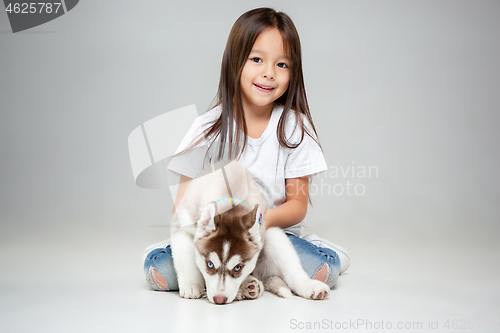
[254,83,275,92]
[240,28,290,115]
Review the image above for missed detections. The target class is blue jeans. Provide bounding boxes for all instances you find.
[143,234,340,291]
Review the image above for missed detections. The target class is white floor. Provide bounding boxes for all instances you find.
[1,222,499,333]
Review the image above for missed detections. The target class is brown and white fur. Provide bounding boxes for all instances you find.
[170,160,329,304]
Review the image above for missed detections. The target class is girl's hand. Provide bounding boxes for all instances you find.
[263,208,276,229]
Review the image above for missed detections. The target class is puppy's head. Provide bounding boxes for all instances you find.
[194,202,263,304]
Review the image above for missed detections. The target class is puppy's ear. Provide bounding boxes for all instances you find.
[244,204,263,247]
[242,204,260,231]
[195,201,219,240]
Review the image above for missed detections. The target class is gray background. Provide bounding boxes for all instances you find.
[1,1,499,332]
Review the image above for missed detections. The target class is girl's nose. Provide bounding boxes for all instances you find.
[262,67,275,80]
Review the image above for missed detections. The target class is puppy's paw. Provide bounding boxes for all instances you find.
[179,284,205,299]
[296,279,330,300]
[235,276,264,301]
[243,277,264,300]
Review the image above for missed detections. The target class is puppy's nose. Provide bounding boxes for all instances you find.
[213,295,228,305]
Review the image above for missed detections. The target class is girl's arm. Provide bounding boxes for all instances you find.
[172,174,193,214]
[264,176,309,229]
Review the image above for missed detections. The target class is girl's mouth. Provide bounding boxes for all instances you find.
[254,84,274,92]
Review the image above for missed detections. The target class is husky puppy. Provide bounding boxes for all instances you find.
[170,160,330,304]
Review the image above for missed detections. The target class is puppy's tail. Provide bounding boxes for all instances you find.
[264,276,293,298]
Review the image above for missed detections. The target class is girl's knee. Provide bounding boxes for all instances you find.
[312,262,339,289]
[312,263,331,284]
[146,266,170,291]
[143,247,178,291]
[311,250,341,289]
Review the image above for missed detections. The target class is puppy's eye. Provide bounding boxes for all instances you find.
[233,265,242,272]
[207,261,214,269]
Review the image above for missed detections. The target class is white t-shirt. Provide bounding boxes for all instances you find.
[168,104,327,236]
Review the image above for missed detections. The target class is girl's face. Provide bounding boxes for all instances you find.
[240,28,291,114]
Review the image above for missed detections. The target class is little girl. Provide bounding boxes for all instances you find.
[143,7,350,293]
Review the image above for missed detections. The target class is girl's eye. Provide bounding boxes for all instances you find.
[278,62,288,69]
[234,265,242,272]
[251,57,262,63]
[207,261,214,269]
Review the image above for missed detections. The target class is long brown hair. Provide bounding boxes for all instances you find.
[186,7,321,163]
